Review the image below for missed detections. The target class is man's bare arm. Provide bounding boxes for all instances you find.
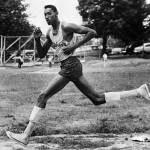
[64,23,97,49]
[34,28,52,59]
[62,23,97,54]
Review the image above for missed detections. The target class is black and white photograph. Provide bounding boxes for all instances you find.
[1,0,150,149]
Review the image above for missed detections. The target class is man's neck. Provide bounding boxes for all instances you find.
[52,20,60,30]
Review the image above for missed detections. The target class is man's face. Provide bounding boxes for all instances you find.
[44,8,57,25]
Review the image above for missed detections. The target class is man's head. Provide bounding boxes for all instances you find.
[44,5,58,25]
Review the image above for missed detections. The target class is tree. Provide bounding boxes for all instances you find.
[0,0,35,36]
[77,0,150,56]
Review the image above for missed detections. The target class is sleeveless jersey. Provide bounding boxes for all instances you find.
[49,22,76,62]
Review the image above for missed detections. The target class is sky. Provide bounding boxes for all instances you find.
[25,0,150,35]
[24,0,82,35]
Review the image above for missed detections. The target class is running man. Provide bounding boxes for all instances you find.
[6,5,150,146]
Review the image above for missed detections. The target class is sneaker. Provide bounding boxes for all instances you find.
[137,84,150,101]
[6,131,29,147]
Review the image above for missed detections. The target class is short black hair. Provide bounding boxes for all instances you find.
[44,5,58,13]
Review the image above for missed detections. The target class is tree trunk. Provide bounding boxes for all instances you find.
[100,35,107,57]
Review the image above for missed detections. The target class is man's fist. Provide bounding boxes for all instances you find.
[33,27,42,39]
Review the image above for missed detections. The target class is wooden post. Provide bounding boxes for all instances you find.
[34,38,36,65]
[0,36,3,64]
[3,37,6,64]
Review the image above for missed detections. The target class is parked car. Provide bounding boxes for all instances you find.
[134,43,150,54]
[110,47,122,55]
[122,44,136,55]
[123,41,143,55]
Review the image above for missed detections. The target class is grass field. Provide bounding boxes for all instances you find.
[1,55,150,149]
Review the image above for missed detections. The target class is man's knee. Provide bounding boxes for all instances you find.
[36,93,47,108]
[92,98,106,105]
[91,94,106,105]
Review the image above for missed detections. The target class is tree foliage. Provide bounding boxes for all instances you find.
[0,0,35,36]
[77,0,150,55]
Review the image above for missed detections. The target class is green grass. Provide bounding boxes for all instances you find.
[1,57,150,139]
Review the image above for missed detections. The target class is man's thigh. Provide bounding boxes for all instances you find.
[74,75,100,98]
[43,74,70,97]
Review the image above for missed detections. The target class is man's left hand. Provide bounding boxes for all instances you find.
[62,45,76,54]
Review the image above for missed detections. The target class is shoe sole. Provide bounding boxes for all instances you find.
[6,131,28,147]
[144,84,150,100]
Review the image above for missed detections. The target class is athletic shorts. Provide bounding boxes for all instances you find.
[58,56,83,82]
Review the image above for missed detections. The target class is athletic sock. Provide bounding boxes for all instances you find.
[105,89,138,102]
[104,92,121,102]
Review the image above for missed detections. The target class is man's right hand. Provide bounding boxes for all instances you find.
[33,27,42,39]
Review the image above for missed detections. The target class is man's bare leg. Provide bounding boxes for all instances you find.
[6,74,70,146]
[73,75,106,105]
[74,75,150,104]
[105,84,150,102]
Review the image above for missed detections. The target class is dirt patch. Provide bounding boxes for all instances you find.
[1,134,150,150]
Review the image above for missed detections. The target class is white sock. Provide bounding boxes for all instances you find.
[29,106,45,124]
[105,89,139,102]
[104,92,121,102]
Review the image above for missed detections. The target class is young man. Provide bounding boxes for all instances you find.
[6,5,150,146]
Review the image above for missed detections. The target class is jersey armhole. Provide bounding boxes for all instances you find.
[46,27,52,40]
